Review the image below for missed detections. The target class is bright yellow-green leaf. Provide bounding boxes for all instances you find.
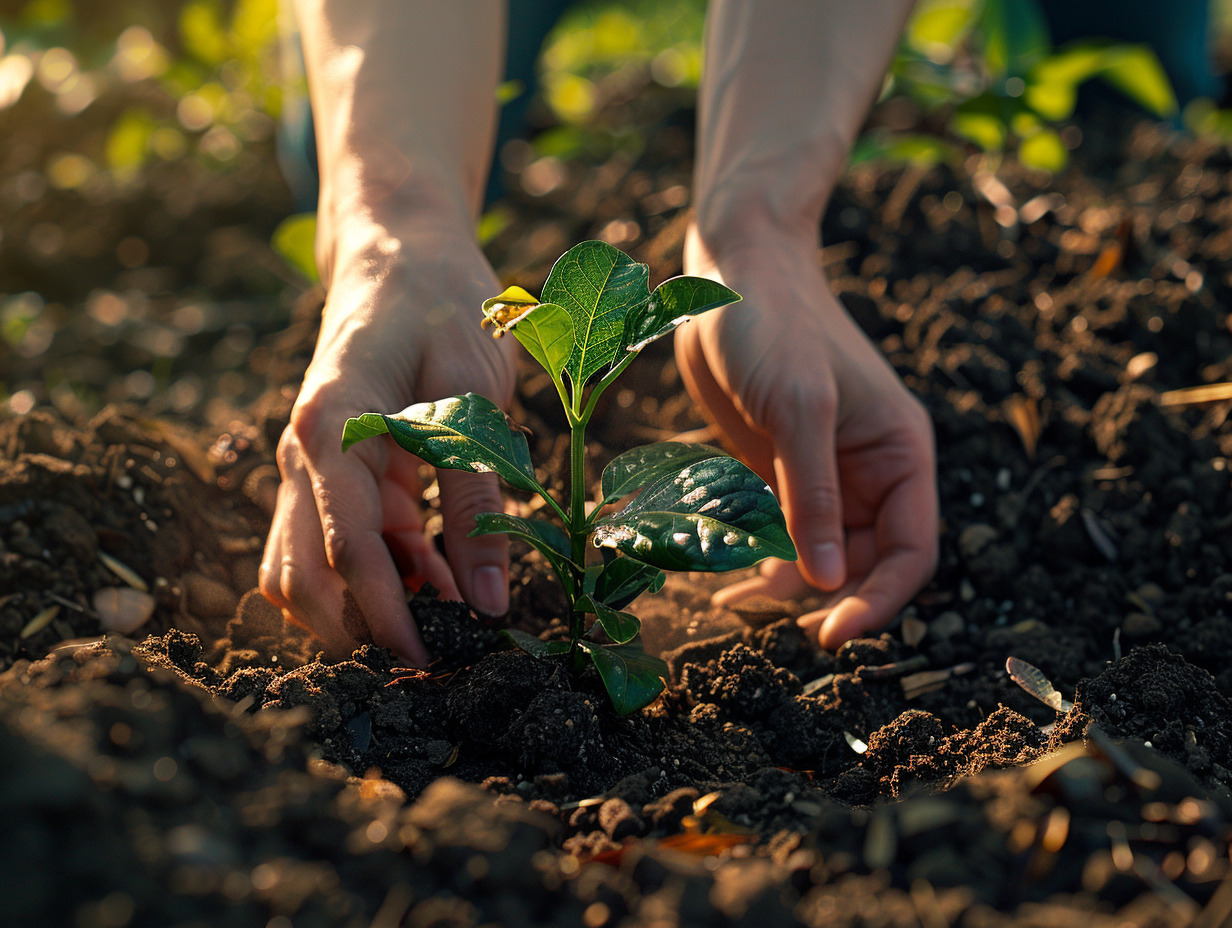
[952,111,1006,151]
[105,109,155,173]
[1023,80,1076,121]
[1018,128,1068,172]
[271,212,318,283]
[1099,45,1177,118]
[544,72,596,124]
[180,0,231,66]
[230,0,278,58]
[1031,45,1109,87]
[906,1,977,62]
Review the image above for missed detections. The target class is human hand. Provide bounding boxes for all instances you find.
[675,225,938,649]
[260,229,516,664]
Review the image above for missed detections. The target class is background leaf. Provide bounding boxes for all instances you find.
[577,639,666,715]
[600,441,724,503]
[511,301,574,383]
[593,455,796,571]
[342,393,540,494]
[471,512,579,597]
[577,594,639,644]
[590,556,664,610]
[540,240,649,388]
[616,276,740,359]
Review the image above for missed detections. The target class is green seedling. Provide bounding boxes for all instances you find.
[342,241,796,714]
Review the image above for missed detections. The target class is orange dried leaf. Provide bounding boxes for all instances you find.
[1005,395,1040,459]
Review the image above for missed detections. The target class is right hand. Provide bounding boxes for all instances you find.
[259,228,516,664]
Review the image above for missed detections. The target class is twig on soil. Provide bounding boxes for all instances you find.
[1158,382,1232,407]
[901,662,976,699]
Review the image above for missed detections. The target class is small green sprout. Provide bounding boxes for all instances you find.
[342,241,797,714]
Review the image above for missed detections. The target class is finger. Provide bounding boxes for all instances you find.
[307,445,430,665]
[379,455,462,599]
[260,467,371,660]
[436,469,509,615]
[711,558,810,608]
[815,466,938,649]
[769,390,846,591]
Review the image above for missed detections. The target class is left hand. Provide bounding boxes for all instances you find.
[675,224,938,648]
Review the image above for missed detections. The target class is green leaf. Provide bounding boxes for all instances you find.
[271,212,319,283]
[471,512,579,597]
[1018,128,1068,173]
[591,557,664,610]
[511,302,574,383]
[593,455,796,571]
[577,594,640,645]
[342,393,540,494]
[540,241,649,388]
[979,0,1050,79]
[501,628,571,659]
[577,639,667,715]
[614,276,741,362]
[1098,45,1177,118]
[951,110,1006,151]
[600,442,725,504]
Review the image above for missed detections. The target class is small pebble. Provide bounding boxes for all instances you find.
[930,611,965,640]
[1122,612,1162,638]
[93,587,157,634]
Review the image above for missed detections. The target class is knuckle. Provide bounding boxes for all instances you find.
[277,559,314,607]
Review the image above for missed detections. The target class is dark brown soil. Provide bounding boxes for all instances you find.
[5,82,1232,925]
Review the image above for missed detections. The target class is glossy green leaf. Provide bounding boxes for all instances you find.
[470,512,579,597]
[614,276,741,362]
[593,455,796,571]
[577,594,639,645]
[577,639,667,715]
[511,302,574,383]
[342,393,539,494]
[591,557,665,611]
[600,442,725,503]
[501,628,571,659]
[539,240,649,388]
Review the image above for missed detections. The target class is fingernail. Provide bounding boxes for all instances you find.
[809,543,845,590]
[471,565,508,616]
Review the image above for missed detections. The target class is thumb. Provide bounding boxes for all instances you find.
[436,469,510,615]
[769,398,846,591]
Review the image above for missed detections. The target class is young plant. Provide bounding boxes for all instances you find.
[341,241,797,713]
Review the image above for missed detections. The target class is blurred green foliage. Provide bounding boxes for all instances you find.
[870,0,1178,171]
[0,0,282,180]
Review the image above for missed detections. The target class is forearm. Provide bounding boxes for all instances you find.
[693,0,915,251]
[294,0,505,284]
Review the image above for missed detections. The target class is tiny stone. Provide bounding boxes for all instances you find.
[93,587,157,634]
[1122,612,1162,638]
[960,579,976,602]
[958,523,998,561]
[996,468,1012,491]
[970,493,985,507]
[1136,583,1166,605]
[930,611,965,640]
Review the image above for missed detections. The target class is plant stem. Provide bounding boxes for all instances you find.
[568,408,588,643]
